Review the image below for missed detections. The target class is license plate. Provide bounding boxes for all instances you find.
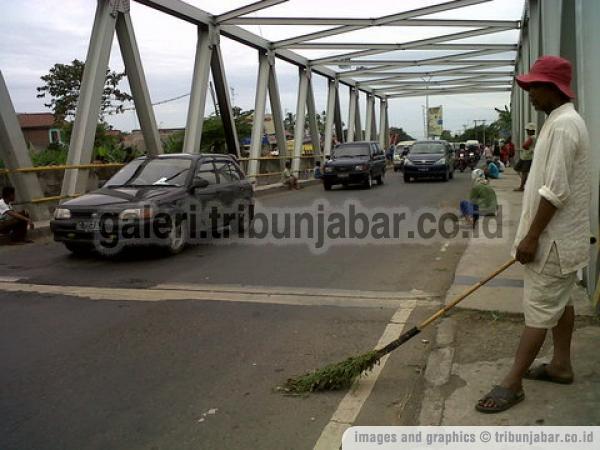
[418,168,429,172]
[76,220,100,232]
[338,173,349,178]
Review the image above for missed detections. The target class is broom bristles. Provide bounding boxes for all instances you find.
[283,350,381,393]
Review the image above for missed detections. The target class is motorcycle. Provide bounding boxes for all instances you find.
[467,151,478,170]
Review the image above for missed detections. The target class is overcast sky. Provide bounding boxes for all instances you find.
[1,0,525,139]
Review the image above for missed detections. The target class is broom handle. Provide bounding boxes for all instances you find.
[418,258,517,329]
[376,258,516,357]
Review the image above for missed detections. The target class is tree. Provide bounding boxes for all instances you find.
[440,130,453,141]
[389,127,414,141]
[494,105,512,137]
[163,110,254,154]
[36,59,133,122]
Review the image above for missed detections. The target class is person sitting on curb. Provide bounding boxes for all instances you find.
[282,161,300,190]
[476,55,591,414]
[313,160,322,180]
[514,122,537,191]
[484,158,500,179]
[0,186,34,243]
[459,169,498,227]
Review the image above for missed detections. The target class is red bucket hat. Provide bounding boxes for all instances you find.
[515,55,575,99]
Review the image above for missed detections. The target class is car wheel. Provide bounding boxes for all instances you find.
[324,181,332,191]
[403,174,411,183]
[364,173,373,189]
[442,169,449,182]
[166,219,187,254]
[64,242,94,256]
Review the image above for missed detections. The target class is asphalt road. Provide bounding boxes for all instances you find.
[0,170,472,450]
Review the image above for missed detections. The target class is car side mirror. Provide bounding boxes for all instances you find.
[191,178,209,190]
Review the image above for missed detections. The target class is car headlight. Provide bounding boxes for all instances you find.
[53,208,71,220]
[354,164,368,171]
[404,158,414,166]
[324,166,334,173]
[119,207,154,221]
[435,158,447,165]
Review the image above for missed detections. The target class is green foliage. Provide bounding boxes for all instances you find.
[30,147,68,166]
[164,131,184,154]
[36,59,132,121]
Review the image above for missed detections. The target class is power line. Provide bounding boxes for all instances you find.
[103,92,191,115]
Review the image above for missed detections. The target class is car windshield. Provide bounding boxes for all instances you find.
[104,158,192,187]
[332,144,370,158]
[410,143,446,155]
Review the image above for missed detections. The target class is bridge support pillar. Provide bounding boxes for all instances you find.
[248,51,270,179]
[364,94,377,141]
[347,87,358,142]
[183,25,214,154]
[266,57,288,171]
[211,36,240,158]
[116,11,162,156]
[0,72,48,220]
[61,0,117,197]
[292,67,310,175]
[323,78,337,158]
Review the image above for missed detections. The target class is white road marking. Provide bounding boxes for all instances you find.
[440,242,450,253]
[0,282,439,309]
[313,304,415,450]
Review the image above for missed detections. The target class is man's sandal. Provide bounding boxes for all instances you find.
[475,385,525,414]
[524,364,574,384]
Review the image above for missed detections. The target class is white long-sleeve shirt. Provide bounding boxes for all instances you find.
[511,102,591,274]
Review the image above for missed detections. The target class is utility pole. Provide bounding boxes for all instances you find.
[473,119,487,144]
[422,75,431,139]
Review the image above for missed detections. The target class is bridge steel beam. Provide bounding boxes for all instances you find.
[271,0,490,49]
[116,11,163,156]
[266,56,288,170]
[305,73,321,158]
[211,38,241,157]
[292,67,310,175]
[347,87,358,142]
[364,94,376,141]
[61,0,117,197]
[323,79,336,158]
[0,72,48,220]
[183,25,214,154]
[378,98,388,149]
[248,51,270,179]
[333,80,344,144]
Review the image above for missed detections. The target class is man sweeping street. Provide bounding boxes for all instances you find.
[476,56,591,413]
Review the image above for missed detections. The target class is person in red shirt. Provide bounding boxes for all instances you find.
[500,136,515,166]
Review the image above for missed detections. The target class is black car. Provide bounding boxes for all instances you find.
[322,141,387,190]
[402,140,455,182]
[50,153,254,255]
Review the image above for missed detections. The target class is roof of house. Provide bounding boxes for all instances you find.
[17,113,55,129]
